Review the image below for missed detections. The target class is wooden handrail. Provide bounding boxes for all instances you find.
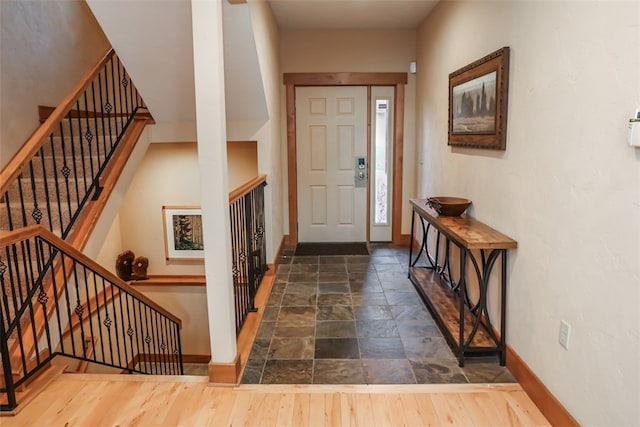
[0,48,115,196]
[0,225,182,327]
[228,174,267,204]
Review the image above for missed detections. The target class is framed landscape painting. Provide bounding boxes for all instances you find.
[449,47,510,150]
[162,206,204,261]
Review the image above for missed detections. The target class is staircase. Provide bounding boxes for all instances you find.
[0,49,183,412]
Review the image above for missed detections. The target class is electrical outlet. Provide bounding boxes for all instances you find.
[559,320,571,350]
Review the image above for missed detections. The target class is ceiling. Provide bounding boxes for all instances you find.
[86,0,437,127]
[268,0,439,30]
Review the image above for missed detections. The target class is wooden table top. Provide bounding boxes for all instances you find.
[410,199,517,250]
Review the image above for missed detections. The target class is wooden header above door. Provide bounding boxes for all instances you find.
[284,72,407,86]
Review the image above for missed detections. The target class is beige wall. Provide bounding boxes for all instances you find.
[247,0,284,261]
[416,1,640,424]
[95,138,259,356]
[0,0,110,168]
[89,127,210,362]
[279,29,417,237]
[107,140,257,274]
[117,142,204,276]
[97,141,207,355]
[227,140,258,190]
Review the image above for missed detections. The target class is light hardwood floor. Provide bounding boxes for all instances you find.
[4,373,550,426]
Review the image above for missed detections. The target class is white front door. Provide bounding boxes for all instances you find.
[296,86,368,243]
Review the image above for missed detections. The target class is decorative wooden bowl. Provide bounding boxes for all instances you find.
[426,196,472,216]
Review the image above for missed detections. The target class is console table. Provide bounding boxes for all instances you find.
[408,199,517,366]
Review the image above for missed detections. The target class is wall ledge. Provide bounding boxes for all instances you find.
[129,275,206,286]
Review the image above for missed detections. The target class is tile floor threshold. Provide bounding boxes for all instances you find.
[242,244,515,385]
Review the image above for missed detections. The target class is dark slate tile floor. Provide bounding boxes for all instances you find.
[241,244,515,385]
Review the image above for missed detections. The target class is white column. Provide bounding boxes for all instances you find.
[191,0,237,364]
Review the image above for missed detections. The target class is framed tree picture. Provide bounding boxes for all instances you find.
[448,47,510,150]
[162,206,204,261]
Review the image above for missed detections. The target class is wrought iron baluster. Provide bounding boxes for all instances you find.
[16,174,28,228]
[150,306,160,375]
[124,294,136,373]
[72,98,93,195]
[230,202,237,331]
[166,316,177,374]
[0,295,17,410]
[104,58,113,150]
[37,146,54,230]
[129,299,144,373]
[45,241,65,354]
[234,201,242,330]
[152,311,162,374]
[5,245,21,323]
[65,112,79,209]
[59,251,77,356]
[175,321,183,375]
[160,314,169,374]
[244,192,256,311]
[85,264,102,362]
[4,190,14,231]
[23,238,42,367]
[100,276,114,366]
[256,184,267,279]
[96,71,109,159]
[71,257,87,359]
[90,78,101,191]
[121,67,130,125]
[108,57,118,143]
[27,161,43,229]
[127,74,134,115]
[82,91,95,193]
[46,135,64,236]
[134,299,146,373]
[109,281,123,368]
[243,198,250,320]
[157,315,166,374]
[161,317,171,374]
[142,303,153,374]
[34,238,53,353]
[0,256,10,331]
[234,200,245,332]
[58,123,77,238]
[147,310,155,373]
[117,58,126,133]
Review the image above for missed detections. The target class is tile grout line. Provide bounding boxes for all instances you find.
[248,245,516,386]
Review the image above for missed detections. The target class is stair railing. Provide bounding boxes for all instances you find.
[0,48,148,241]
[0,226,183,411]
[228,175,268,334]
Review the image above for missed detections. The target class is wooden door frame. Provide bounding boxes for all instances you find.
[284,72,407,245]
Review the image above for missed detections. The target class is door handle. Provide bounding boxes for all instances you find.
[354,156,367,187]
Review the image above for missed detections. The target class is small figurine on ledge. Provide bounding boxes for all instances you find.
[116,250,135,281]
[115,251,149,281]
[132,256,149,280]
